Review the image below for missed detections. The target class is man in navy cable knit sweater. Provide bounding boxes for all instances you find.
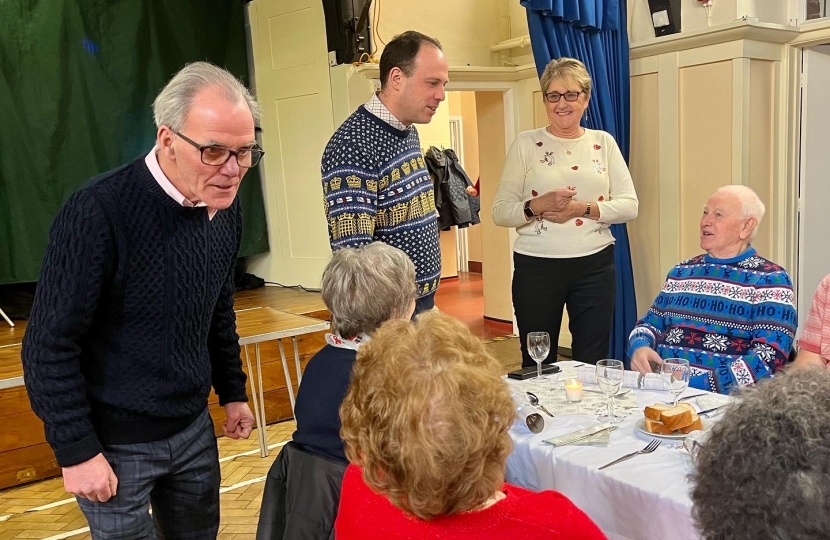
[21,62,260,538]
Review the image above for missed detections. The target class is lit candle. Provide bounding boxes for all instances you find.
[565,378,583,402]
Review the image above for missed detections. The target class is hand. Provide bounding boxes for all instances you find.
[62,453,118,503]
[223,401,255,439]
[631,346,663,375]
[534,188,576,213]
[541,200,582,224]
[791,349,829,370]
[465,186,478,197]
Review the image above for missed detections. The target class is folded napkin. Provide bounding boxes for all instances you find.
[576,365,665,390]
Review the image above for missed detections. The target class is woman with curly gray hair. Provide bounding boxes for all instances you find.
[691,368,830,539]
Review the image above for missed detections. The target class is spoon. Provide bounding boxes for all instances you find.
[526,391,555,417]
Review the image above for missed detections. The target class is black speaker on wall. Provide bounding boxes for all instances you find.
[647,0,681,37]
[322,0,373,65]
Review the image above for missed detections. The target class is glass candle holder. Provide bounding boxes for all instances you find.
[564,378,583,402]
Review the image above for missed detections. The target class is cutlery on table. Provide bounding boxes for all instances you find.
[526,391,555,417]
[598,439,661,470]
[583,387,632,398]
[697,405,727,417]
[567,425,618,444]
[661,392,708,404]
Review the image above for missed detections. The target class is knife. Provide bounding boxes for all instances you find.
[697,405,728,416]
[568,425,618,443]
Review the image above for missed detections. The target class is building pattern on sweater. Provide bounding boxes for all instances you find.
[21,158,248,467]
[321,106,441,297]
[627,248,796,394]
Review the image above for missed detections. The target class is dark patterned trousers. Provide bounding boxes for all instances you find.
[77,408,220,539]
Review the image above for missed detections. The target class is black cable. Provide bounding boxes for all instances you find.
[264,281,321,293]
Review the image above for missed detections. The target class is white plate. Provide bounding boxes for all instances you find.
[634,417,699,440]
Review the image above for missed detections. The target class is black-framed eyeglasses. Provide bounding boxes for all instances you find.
[544,91,584,103]
[171,128,264,168]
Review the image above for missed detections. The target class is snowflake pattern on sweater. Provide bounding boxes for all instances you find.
[321,106,441,297]
[627,248,796,394]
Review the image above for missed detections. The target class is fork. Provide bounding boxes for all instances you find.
[598,439,661,470]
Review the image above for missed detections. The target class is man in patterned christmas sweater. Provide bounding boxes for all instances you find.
[321,31,448,315]
[629,186,796,394]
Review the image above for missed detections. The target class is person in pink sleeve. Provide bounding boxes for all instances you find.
[794,274,830,368]
[335,311,607,540]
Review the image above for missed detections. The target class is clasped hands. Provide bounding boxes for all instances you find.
[531,188,582,224]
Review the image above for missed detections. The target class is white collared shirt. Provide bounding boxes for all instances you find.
[364,93,410,131]
[145,146,217,220]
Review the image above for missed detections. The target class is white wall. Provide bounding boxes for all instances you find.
[629,0,795,43]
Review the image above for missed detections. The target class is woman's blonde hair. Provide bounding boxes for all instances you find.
[339,312,516,520]
[540,57,592,97]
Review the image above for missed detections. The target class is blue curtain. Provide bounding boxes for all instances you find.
[521,0,637,366]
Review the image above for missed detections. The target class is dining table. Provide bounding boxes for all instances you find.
[505,361,733,540]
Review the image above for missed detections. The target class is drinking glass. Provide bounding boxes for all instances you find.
[596,359,624,423]
[527,332,551,381]
[660,358,691,407]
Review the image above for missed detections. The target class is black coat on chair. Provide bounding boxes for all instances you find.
[256,441,347,540]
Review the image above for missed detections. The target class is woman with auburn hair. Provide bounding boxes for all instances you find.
[335,311,606,539]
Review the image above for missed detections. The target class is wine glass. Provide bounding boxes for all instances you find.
[527,332,551,381]
[660,358,691,407]
[595,359,624,423]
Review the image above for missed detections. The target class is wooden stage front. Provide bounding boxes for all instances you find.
[0,286,329,491]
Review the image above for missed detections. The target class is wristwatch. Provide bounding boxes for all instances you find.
[584,202,591,217]
[523,200,536,219]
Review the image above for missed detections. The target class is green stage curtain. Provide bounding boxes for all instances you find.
[0,0,269,285]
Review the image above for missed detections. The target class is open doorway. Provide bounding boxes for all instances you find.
[420,90,514,340]
[797,45,830,329]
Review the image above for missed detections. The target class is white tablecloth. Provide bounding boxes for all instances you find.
[506,361,721,540]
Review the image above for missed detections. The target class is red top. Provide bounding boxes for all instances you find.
[335,464,607,540]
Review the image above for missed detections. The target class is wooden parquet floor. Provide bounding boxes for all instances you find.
[0,421,297,540]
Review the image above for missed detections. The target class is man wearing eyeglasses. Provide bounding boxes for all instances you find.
[21,62,259,539]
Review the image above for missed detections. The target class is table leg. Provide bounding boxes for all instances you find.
[0,307,14,327]
[277,339,296,412]
[254,343,269,457]
[243,344,267,458]
[292,336,303,386]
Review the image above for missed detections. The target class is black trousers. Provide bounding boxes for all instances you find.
[513,246,616,367]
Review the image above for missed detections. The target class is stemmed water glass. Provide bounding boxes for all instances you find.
[660,358,691,407]
[527,332,551,381]
[596,359,624,423]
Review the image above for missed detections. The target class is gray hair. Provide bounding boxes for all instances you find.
[540,57,592,98]
[714,185,765,242]
[152,61,261,131]
[322,243,417,337]
[691,368,830,540]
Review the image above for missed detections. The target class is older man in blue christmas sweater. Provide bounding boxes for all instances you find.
[629,185,796,395]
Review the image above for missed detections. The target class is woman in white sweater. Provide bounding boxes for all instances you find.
[493,57,638,367]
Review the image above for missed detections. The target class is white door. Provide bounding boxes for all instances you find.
[247,0,334,287]
[797,45,830,330]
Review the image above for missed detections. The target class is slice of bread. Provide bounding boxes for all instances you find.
[644,403,672,421]
[678,403,696,414]
[644,418,674,435]
[660,406,695,431]
[679,414,703,434]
